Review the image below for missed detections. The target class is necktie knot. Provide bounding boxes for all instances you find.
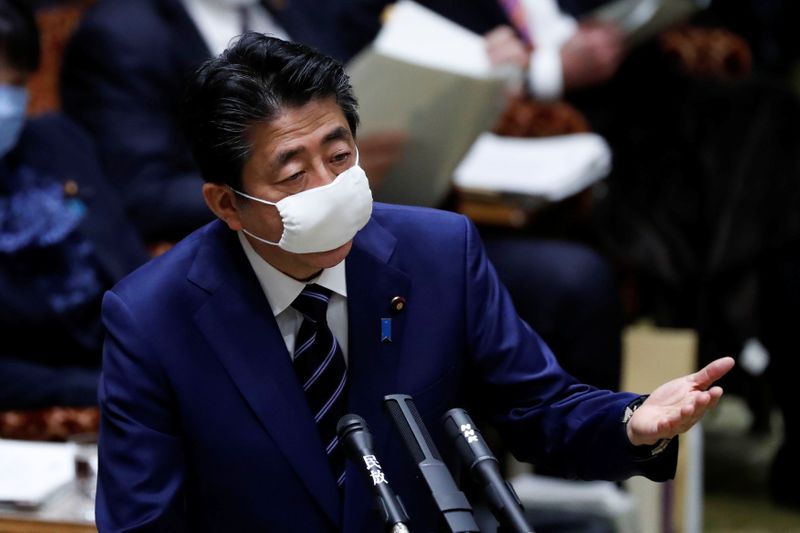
[291,284,332,323]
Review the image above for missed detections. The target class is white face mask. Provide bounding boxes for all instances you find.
[0,85,28,158]
[231,155,373,254]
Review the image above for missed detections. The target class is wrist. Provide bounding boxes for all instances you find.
[623,395,649,446]
[623,395,673,458]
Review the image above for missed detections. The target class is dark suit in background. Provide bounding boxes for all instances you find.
[0,114,148,409]
[60,0,348,243]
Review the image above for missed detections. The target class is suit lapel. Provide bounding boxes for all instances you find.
[341,219,412,533]
[189,222,341,527]
[188,219,411,532]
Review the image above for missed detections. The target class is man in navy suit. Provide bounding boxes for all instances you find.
[96,34,734,532]
[0,0,148,409]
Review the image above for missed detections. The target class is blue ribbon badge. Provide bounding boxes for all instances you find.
[380,318,392,343]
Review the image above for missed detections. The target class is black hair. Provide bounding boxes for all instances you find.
[0,0,40,73]
[181,33,359,188]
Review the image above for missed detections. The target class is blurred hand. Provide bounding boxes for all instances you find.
[357,131,408,190]
[561,22,625,90]
[485,25,530,70]
[627,357,735,446]
[484,25,529,99]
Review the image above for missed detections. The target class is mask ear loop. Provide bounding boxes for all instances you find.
[229,187,278,207]
[227,186,282,246]
[240,227,281,247]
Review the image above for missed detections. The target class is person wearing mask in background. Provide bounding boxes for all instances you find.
[0,0,148,410]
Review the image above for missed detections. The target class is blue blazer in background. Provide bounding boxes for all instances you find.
[0,114,148,363]
[97,203,675,532]
[0,114,148,408]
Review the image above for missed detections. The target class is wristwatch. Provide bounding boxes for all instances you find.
[623,395,673,459]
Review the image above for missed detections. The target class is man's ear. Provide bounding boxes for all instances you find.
[203,183,243,231]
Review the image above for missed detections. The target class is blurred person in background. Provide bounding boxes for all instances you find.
[0,0,147,410]
[60,0,396,244]
[336,0,626,100]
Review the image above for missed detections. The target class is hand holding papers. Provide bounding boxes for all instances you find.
[346,0,512,207]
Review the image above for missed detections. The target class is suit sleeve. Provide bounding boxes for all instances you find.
[460,216,677,481]
[96,290,188,532]
[61,22,212,242]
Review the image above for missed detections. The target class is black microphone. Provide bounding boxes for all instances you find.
[443,408,534,533]
[337,414,411,533]
[383,394,480,533]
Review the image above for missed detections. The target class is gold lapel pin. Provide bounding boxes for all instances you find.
[391,296,406,314]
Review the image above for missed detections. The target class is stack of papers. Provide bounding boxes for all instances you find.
[0,439,74,508]
[347,0,509,207]
[371,0,496,78]
[454,132,612,202]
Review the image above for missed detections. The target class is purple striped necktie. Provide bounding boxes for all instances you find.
[290,284,348,490]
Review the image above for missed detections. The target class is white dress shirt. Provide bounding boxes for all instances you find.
[180,0,290,56]
[522,0,578,101]
[238,232,350,362]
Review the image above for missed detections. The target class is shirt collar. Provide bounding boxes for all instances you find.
[238,232,347,317]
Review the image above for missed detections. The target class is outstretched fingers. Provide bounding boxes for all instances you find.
[691,357,735,390]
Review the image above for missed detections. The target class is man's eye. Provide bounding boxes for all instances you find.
[332,152,351,163]
[284,172,304,183]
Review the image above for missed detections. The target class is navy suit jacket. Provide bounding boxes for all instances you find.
[61,0,349,242]
[97,203,675,532]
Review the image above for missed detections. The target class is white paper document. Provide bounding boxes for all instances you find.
[0,439,74,507]
[347,0,509,207]
[453,132,612,202]
[372,0,495,78]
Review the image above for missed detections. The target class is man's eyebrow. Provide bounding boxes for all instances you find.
[322,126,352,144]
[274,147,304,167]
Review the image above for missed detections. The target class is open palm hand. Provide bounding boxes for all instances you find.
[627,357,735,446]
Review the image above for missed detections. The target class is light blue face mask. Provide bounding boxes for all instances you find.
[0,85,28,158]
